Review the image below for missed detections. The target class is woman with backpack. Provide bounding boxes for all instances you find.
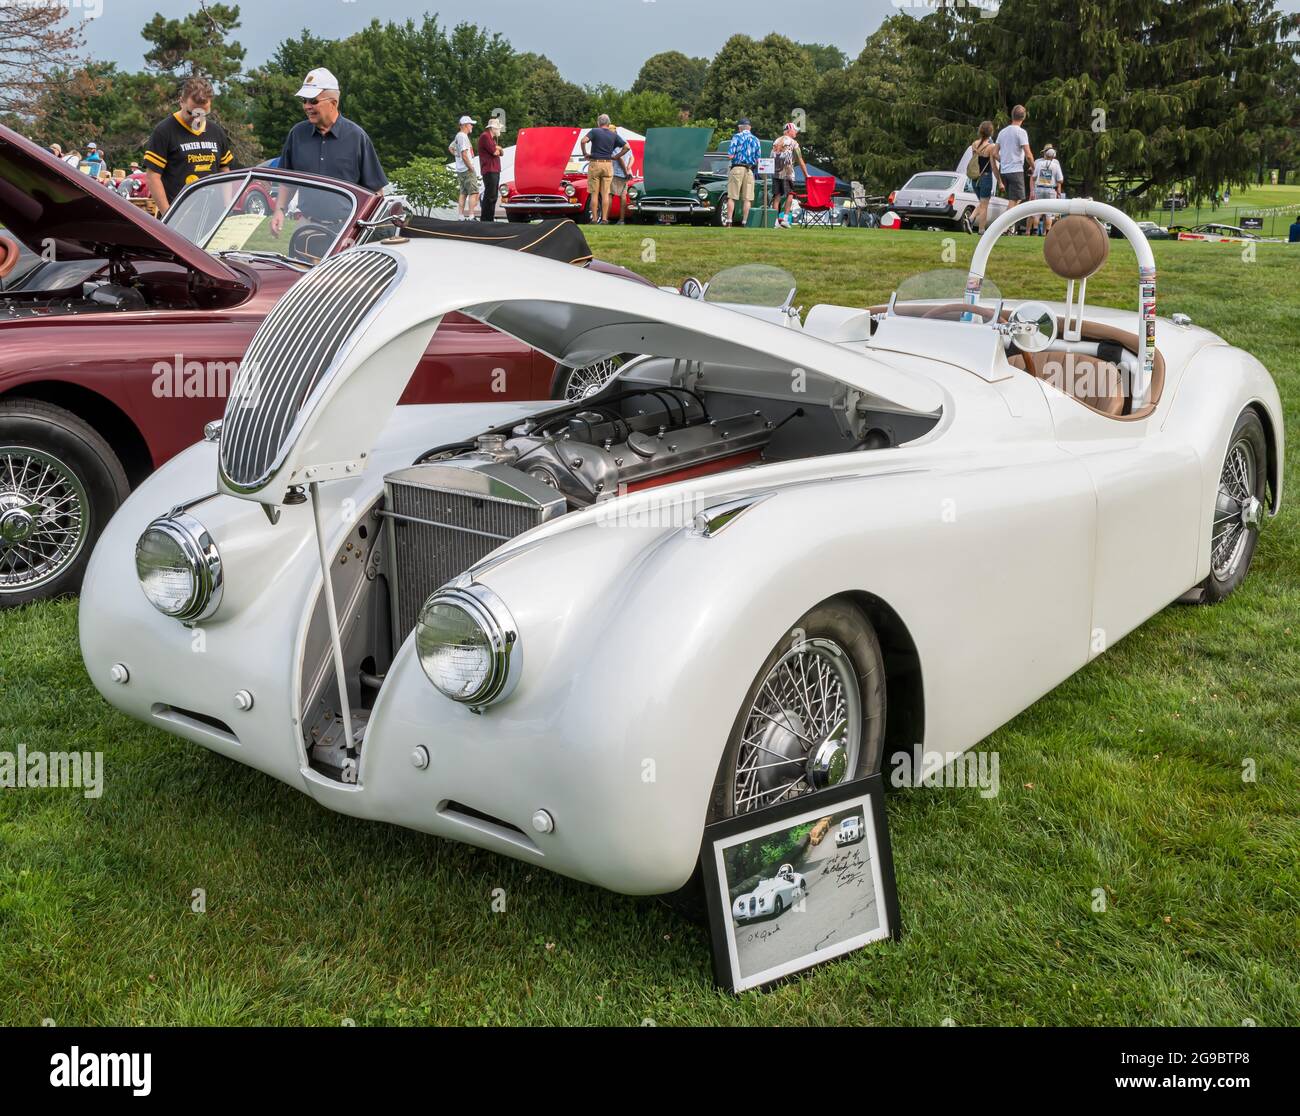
[965,121,1003,233]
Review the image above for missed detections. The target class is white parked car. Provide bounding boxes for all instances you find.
[79,200,1283,898]
[835,816,863,846]
[733,864,807,922]
[889,170,1008,232]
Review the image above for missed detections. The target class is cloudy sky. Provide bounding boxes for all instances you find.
[78,0,1300,88]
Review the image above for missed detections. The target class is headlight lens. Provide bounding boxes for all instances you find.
[499,184,508,199]
[628,186,639,199]
[563,181,576,197]
[135,513,223,622]
[697,187,708,201]
[416,584,519,708]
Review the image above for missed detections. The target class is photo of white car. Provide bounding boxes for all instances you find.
[732,864,807,922]
[77,198,1282,899]
[835,816,863,846]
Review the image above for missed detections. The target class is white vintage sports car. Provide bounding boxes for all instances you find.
[733,864,807,922]
[79,199,1283,897]
[835,816,863,847]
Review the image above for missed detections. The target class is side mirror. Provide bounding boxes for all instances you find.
[1008,301,1058,353]
[679,277,704,300]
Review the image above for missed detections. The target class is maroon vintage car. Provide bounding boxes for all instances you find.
[0,124,645,606]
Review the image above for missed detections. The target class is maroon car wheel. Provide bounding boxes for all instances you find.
[0,400,129,607]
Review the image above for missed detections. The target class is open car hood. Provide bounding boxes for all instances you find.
[641,128,714,197]
[0,123,245,290]
[215,240,944,504]
[512,127,581,194]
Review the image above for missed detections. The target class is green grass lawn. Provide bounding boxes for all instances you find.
[1,228,1297,1026]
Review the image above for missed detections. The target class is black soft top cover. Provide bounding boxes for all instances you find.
[403,216,592,265]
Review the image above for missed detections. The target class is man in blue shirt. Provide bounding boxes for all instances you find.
[1290,217,1300,244]
[270,67,388,235]
[726,119,761,227]
[580,114,631,225]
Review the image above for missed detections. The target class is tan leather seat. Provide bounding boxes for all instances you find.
[1009,349,1126,415]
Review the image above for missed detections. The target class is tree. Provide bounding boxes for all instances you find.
[631,51,709,113]
[813,16,930,190]
[141,2,246,85]
[585,86,681,133]
[797,43,847,74]
[0,1,82,118]
[26,62,173,166]
[877,0,1300,204]
[696,34,822,141]
[518,52,590,128]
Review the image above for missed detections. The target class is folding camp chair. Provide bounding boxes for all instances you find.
[802,175,836,227]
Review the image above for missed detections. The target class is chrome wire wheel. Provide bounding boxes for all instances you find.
[1211,436,1261,581]
[732,638,862,815]
[561,355,625,400]
[0,447,88,593]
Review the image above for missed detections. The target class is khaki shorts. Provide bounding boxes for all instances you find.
[457,168,481,196]
[727,165,755,203]
[610,176,627,196]
[587,160,613,192]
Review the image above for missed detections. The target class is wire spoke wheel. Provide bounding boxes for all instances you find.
[0,447,89,593]
[561,355,625,401]
[732,638,861,815]
[1211,436,1259,581]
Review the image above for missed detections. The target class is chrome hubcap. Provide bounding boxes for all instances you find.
[1211,439,1258,580]
[733,638,861,814]
[564,356,623,400]
[0,448,88,592]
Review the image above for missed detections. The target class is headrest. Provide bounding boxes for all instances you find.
[0,235,21,279]
[1043,216,1109,281]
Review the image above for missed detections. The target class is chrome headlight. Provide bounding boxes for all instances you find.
[628,186,639,199]
[135,513,223,622]
[415,584,519,708]
[562,181,576,198]
[697,187,708,201]
[499,184,509,199]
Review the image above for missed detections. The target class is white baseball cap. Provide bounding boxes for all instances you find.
[458,115,477,125]
[295,67,340,99]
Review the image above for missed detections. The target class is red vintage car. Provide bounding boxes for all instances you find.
[0,124,646,606]
[501,126,643,223]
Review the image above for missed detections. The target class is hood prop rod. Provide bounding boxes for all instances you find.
[309,481,358,781]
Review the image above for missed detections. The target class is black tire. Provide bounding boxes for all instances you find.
[550,354,629,401]
[773,896,784,917]
[243,191,268,217]
[506,212,530,223]
[0,399,129,607]
[958,207,975,234]
[712,199,730,227]
[659,598,887,921]
[1198,409,1268,604]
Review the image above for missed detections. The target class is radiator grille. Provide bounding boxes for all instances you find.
[386,472,553,639]
[220,249,400,490]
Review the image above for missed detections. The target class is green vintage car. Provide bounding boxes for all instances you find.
[624,127,728,225]
[626,130,840,227]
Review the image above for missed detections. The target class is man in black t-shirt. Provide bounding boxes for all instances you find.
[143,77,236,214]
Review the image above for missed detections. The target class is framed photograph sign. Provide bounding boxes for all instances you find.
[700,776,899,993]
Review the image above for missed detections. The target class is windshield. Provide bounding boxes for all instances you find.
[904,174,958,192]
[703,264,796,308]
[165,174,358,265]
[890,268,1003,322]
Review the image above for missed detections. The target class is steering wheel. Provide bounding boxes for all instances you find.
[288,222,333,265]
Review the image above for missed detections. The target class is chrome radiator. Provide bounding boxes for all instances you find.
[382,461,566,641]
[220,249,400,492]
